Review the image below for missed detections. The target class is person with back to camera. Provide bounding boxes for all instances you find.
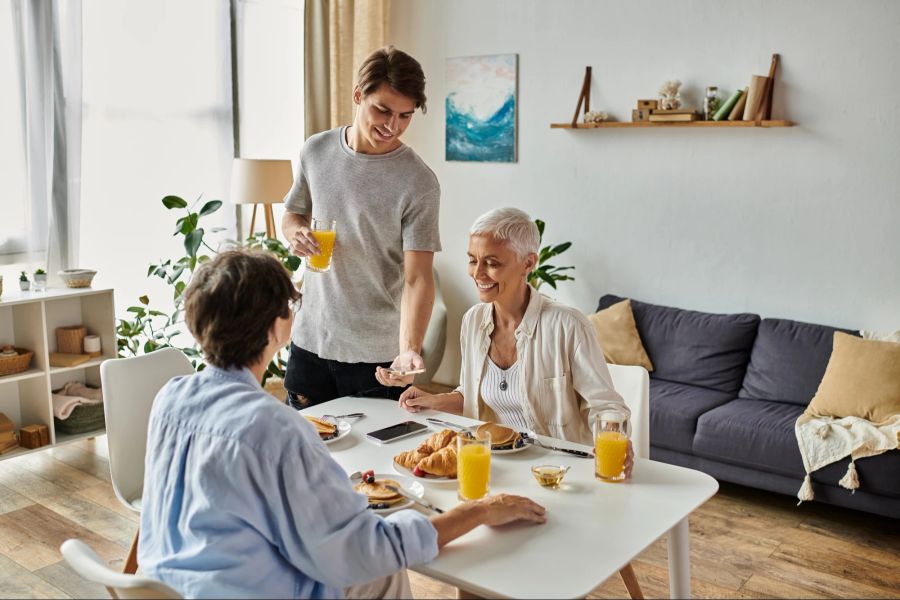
[138,249,547,599]
[398,207,634,477]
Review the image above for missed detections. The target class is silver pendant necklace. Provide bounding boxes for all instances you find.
[499,378,508,392]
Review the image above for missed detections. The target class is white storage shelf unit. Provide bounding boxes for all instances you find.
[0,287,115,460]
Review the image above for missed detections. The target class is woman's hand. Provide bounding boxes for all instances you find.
[624,439,635,480]
[476,494,547,527]
[398,386,437,413]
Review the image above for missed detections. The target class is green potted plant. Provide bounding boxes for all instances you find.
[33,268,47,292]
[527,219,575,290]
[117,195,301,384]
[19,271,30,291]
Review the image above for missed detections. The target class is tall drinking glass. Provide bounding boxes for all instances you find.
[594,410,629,482]
[307,218,336,273]
[457,432,491,500]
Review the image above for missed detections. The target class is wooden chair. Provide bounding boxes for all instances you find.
[100,348,194,574]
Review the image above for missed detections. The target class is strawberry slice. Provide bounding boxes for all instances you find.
[413,466,426,477]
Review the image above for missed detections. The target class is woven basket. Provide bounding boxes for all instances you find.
[0,348,33,376]
[57,326,87,354]
[54,403,105,434]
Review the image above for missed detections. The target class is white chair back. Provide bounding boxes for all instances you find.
[100,348,194,511]
[419,267,447,381]
[606,364,650,459]
[61,539,181,599]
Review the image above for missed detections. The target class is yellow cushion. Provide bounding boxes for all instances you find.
[587,299,654,372]
[806,332,900,423]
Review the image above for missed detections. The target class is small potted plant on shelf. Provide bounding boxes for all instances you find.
[19,271,30,291]
[33,269,47,292]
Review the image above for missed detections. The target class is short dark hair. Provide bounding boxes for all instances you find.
[357,46,427,113]
[184,250,299,370]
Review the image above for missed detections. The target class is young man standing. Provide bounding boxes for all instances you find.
[282,46,439,406]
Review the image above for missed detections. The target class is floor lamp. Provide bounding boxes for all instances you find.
[230,158,294,239]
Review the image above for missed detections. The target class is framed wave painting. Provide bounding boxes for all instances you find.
[446,54,517,163]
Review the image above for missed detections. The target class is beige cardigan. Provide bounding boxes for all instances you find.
[454,289,627,445]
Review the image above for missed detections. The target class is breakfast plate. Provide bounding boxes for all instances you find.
[352,473,425,514]
[311,419,351,445]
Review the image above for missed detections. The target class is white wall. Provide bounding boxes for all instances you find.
[390,0,900,386]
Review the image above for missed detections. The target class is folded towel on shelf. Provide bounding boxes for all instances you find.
[52,382,103,420]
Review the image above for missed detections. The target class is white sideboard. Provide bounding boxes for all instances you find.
[0,286,116,460]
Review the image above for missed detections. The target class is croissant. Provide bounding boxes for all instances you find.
[394,448,431,470]
[417,444,458,478]
[417,429,457,454]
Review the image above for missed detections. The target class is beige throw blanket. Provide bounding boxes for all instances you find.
[795,413,900,503]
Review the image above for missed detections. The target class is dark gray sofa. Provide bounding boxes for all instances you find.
[598,294,900,518]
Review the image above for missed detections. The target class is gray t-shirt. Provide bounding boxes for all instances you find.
[283,126,441,363]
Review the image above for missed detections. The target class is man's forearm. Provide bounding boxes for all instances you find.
[399,274,435,354]
[281,211,310,240]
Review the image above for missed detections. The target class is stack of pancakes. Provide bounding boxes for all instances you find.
[305,416,337,440]
[476,422,522,450]
[353,477,405,507]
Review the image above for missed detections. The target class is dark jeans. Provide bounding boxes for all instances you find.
[283,343,404,409]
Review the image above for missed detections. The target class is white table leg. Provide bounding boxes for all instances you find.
[667,517,691,599]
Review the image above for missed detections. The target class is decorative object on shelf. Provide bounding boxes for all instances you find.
[53,381,106,435]
[58,269,98,288]
[583,110,608,123]
[658,80,683,110]
[230,159,293,239]
[727,87,749,121]
[84,335,102,358]
[54,403,105,435]
[33,269,47,292]
[714,88,746,121]
[49,352,91,368]
[527,219,575,291]
[57,325,87,354]
[446,53,518,163]
[637,99,658,110]
[19,424,50,449]
[746,54,780,123]
[19,271,29,291]
[0,345,33,376]
[743,75,769,123]
[0,413,19,455]
[118,195,300,384]
[648,109,698,123]
[703,86,720,121]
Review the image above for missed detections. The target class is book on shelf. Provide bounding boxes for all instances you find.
[713,88,745,121]
[649,113,698,122]
[728,87,749,120]
[651,109,695,115]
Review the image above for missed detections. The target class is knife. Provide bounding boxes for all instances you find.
[384,485,445,514]
[523,436,591,458]
[425,417,473,432]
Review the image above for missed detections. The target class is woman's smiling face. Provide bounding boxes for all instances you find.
[467,233,536,304]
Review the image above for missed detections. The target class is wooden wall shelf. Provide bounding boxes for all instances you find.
[551,120,793,129]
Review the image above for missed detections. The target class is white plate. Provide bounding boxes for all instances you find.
[491,439,531,455]
[392,460,456,483]
[353,473,425,514]
[321,420,352,445]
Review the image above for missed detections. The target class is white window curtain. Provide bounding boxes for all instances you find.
[9,0,82,277]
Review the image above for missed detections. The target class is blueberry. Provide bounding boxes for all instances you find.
[366,475,375,484]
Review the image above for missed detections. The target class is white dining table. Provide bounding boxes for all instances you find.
[302,397,718,599]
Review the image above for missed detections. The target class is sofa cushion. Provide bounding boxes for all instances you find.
[587,299,654,371]
[649,379,734,453]
[693,399,806,478]
[739,318,859,406]
[599,294,760,394]
[693,398,900,497]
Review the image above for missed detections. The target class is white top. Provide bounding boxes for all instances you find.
[302,396,719,599]
[480,358,530,431]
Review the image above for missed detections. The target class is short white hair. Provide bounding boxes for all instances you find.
[469,207,540,258]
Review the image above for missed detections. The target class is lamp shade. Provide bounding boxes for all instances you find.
[230,158,293,205]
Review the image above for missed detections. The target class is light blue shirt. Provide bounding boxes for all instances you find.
[138,366,439,599]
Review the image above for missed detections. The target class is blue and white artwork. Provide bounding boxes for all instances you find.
[446,54,517,163]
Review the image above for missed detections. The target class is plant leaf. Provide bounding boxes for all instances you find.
[551,242,572,254]
[184,228,203,258]
[286,255,302,271]
[162,195,188,209]
[139,295,149,305]
[199,200,223,217]
[535,219,545,238]
[536,270,557,288]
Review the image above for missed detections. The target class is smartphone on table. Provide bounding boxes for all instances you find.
[385,367,426,377]
[366,421,428,445]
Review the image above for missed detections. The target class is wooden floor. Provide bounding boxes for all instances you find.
[0,436,898,599]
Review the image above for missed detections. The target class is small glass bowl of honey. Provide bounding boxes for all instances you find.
[531,464,570,489]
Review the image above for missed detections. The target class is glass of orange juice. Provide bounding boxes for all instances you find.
[457,432,491,500]
[594,410,629,482]
[307,218,336,273]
